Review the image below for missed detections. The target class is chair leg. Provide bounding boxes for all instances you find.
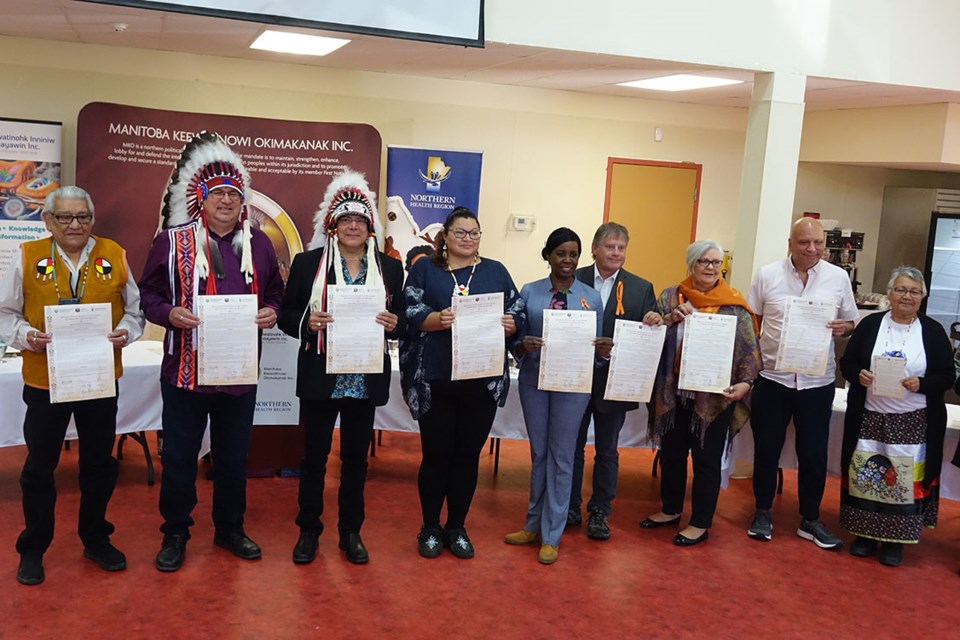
[652,450,661,477]
[493,438,501,476]
[776,467,784,495]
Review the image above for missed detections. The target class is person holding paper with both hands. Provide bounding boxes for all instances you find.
[401,207,524,560]
[504,227,604,564]
[279,170,404,565]
[838,266,953,567]
[0,186,144,586]
[640,240,761,546]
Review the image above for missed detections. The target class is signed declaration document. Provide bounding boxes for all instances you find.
[197,294,259,385]
[538,309,596,393]
[452,292,504,380]
[678,312,737,394]
[871,355,907,399]
[45,302,115,403]
[326,285,386,374]
[774,296,836,376]
[604,320,666,403]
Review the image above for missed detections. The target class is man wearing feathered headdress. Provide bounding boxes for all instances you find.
[278,168,405,565]
[138,132,284,572]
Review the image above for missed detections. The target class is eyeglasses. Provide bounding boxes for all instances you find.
[450,229,482,240]
[207,189,241,201]
[48,212,93,226]
[696,259,723,268]
[337,215,369,227]
[892,287,923,298]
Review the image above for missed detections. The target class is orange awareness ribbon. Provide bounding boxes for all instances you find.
[580,296,590,309]
[615,281,625,316]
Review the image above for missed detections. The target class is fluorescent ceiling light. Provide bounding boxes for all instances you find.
[250,30,350,56]
[618,74,743,92]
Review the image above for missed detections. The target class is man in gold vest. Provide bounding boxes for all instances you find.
[0,186,144,586]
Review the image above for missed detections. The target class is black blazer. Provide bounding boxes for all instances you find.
[575,264,658,414]
[839,312,954,485]
[278,248,406,406]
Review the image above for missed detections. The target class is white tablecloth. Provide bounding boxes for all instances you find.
[0,341,164,447]
[4,345,956,500]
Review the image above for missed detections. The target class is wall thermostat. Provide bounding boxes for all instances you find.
[510,214,536,232]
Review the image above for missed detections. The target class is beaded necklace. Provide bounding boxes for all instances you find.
[449,256,479,296]
[882,314,917,359]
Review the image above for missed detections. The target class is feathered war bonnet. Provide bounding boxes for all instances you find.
[306,169,385,343]
[160,131,258,294]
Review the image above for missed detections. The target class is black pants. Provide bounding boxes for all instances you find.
[417,379,498,529]
[751,376,834,520]
[17,384,119,556]
[158,379,256,537]
[659,401,731,529]
[297,397,376,535]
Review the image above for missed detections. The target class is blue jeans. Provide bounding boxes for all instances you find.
[570,400,627,516]
[519,382,591,547]
[158,379,256,537]
[751,376,834,520]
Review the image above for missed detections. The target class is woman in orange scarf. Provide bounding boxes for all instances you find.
[640,240,761,546]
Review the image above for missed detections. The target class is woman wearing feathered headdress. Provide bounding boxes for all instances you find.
[278,168,405,565]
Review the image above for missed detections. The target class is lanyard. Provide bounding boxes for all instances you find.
[50,239,91,302]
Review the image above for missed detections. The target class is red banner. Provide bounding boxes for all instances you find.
[77,102,382,278]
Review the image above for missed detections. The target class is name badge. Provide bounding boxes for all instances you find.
[59,297,81,305]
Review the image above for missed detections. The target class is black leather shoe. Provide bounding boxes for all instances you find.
[83,541,127,571]
[640,515,681,529]
[292,531,319,565]
[155,534,187,572]
[17,554,44,585]
[338,532,369,565]
[566,508,582,527]
[673,530,709,546]
[417,526,443,559]
[879,542,903,567]
[214,531,262,560]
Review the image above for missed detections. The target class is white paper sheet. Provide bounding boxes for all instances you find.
[871,354,907,399]
[538,309,596,393]
[774,296,836,375]
[451,292,504,380]
[604,320,666,403]
[678,312,737,394]
[45,302,115,403]
[325,285,386,374]
[197,294,259,386]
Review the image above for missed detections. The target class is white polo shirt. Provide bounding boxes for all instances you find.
[747,258,858,390]
[593,266,620,310]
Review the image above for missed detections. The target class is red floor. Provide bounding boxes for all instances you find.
[1,431,958,639]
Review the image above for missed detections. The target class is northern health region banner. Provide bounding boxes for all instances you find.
[384,146,482,273]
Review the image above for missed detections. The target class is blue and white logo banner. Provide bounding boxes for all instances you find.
[384,145,482,271]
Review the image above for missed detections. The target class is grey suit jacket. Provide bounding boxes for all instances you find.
[576,264,658,413]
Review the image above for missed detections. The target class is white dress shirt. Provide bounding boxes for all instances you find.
[593,266,620,310]
[0,237,144,350]
[747,258,858,390]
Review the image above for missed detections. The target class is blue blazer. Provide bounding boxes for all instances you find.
[516,276,603,386]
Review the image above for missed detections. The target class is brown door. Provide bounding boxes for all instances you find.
[603,158,701,295]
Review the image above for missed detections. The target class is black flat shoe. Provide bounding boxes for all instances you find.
[673,530,709,546]
[214,531,262,560]
[83,541,127,572]
[292,531,319,565]
[879,542,903,567]
[338,532,369,565]
[17,554,44,586]
[849,536,878,558]
[640,516,681,529]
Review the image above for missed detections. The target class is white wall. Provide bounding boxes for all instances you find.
[793,163,960,292]
[488,1,960,91]
[0,36,747,286]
